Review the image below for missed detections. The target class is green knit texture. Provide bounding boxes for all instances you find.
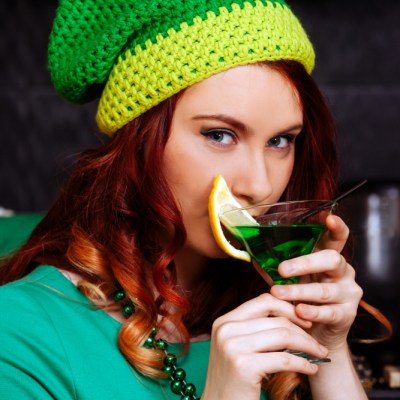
[48,0,291,104]
[123,0,291,57]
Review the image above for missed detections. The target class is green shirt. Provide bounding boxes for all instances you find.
[0,265,210,399]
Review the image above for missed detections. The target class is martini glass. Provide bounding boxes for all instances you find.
[221,200,337,363]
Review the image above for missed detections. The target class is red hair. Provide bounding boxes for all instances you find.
[0,94,191,376]
[1,60,379,398]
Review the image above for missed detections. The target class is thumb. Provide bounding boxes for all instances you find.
[314,215,349,253]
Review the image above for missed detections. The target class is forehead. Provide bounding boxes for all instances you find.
[174,64,303,128]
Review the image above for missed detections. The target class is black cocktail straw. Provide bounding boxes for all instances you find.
[296,179,367,223]
[331,179,368,203]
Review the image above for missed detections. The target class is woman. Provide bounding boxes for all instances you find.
[0,0,366,399]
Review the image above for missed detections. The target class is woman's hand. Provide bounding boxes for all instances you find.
[270,215,363,352]
[202,293,328,400]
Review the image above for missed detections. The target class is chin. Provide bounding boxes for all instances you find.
[210,251,231,260]
[190,240,231,260]
[205,243,231,260]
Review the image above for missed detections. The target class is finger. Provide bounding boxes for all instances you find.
[278,249,350,281]
[248,352,320,376]
[216,293,311,328]
[294,303,349,325]
[218,327,327,359]
[314,215,349,253]
[271,282,341,304]
[272,277,362,305]
[214,316,312,341]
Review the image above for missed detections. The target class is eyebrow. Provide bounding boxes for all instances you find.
[192,114,303,135]
[192,114,249,133]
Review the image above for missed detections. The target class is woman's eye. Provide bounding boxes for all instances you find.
[268,135,295,148]
[201,128,235,145]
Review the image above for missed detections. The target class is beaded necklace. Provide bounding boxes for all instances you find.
[114,289,201,400]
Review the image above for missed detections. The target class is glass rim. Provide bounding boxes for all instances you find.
[221,199,338,215]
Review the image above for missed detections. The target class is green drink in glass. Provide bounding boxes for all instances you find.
[220,200,337,363]
[231,223,326,285]
[221,200,337,285]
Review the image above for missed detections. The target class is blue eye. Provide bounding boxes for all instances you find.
[201,128,235,145]
[268,135,295,148]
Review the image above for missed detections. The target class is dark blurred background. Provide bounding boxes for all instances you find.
[0,0,399,397]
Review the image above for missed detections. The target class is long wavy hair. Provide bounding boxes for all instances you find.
[1,60,341,399]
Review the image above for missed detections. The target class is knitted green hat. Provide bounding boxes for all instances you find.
[48,0,314,136]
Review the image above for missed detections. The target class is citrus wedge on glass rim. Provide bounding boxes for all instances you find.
[208,174,258,262]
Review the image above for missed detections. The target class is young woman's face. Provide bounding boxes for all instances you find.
[163,64,303,268]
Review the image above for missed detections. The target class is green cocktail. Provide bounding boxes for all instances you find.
[231,224,326,285]
[221,200,337,285]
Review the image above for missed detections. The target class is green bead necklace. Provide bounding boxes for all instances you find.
[114,290,201,400]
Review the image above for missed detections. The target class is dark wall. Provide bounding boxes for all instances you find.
[1,0,400,212]
[292,0,400,185]
[0,0,99,212]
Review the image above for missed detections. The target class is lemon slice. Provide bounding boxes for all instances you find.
[208,175,258,262]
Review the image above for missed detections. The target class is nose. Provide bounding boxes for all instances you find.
[230,152,273,206]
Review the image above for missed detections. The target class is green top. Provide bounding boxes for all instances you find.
[0,265,210,399]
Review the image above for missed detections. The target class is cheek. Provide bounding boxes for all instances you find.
[163,155,225,257]
[164,159,209,214]
[163,146,210,226]
[163,135,221,215]
[268,156,295,197]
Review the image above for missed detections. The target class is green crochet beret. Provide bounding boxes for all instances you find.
[48,0,315,136]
